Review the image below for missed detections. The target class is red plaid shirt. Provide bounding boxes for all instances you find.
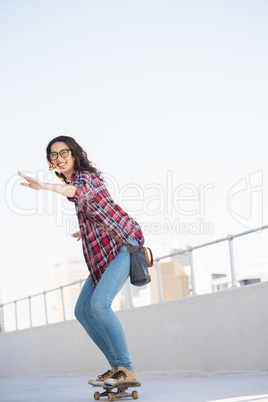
[67,170,144,286]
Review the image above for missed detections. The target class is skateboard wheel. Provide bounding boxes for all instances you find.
[108,393,115,401]
[94,391,100,400]
[132,390,139,399]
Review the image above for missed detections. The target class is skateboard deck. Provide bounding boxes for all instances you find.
[92,381,141,401]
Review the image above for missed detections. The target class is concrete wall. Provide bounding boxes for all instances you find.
[1,282,268,377]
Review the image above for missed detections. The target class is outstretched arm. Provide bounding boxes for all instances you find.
[18,171,77,198]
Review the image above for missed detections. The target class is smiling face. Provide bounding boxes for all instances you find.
[50,141,75,180]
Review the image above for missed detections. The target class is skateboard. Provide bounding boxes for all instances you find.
[92,381,141,401]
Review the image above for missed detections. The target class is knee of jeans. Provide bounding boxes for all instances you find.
[74,299,92,322]
[74,301,83,322]
[91,293,110,316]
[74,301,95,325]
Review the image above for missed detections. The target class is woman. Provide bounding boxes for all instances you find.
[18,135,144,387]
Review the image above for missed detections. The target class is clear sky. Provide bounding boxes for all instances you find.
[1,0,268,304]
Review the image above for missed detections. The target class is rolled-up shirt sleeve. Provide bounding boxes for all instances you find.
[67,173,96,205]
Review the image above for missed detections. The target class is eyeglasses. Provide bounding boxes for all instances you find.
[49,149,72,161]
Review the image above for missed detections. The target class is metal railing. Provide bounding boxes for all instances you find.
[155,224,268,299]
[0,279,86,333]
[1,224,268,333]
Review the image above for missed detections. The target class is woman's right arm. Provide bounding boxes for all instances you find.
[18,172,77,198]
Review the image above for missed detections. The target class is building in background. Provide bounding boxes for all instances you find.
[242,260,268,284]
[115,248,192,308]
[150,259,190,303]
[51,257,150,319]
[51,250,193,319]
[53,247,255,320]
[52,257,88,322]
[212,259,268,291]
[7,247,263,331]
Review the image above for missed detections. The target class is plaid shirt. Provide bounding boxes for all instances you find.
[67,170,144,286]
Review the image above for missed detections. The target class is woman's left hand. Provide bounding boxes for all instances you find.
[72,231,81,241]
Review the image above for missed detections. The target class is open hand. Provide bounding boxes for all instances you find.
[71,231,81,241]
[18,171,46,190]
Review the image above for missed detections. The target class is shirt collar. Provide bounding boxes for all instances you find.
[70,169,79,182]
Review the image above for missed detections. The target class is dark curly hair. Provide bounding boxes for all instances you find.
[46,136,104,184]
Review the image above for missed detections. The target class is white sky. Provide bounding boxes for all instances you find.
[1,0,268,303]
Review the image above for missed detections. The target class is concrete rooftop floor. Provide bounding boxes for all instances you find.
[0,373,268,402]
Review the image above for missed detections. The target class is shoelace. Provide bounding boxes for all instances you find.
[111,370,127,380]
[98,369,112,380]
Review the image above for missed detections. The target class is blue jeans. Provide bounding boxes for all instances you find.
[74,238,138,370]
